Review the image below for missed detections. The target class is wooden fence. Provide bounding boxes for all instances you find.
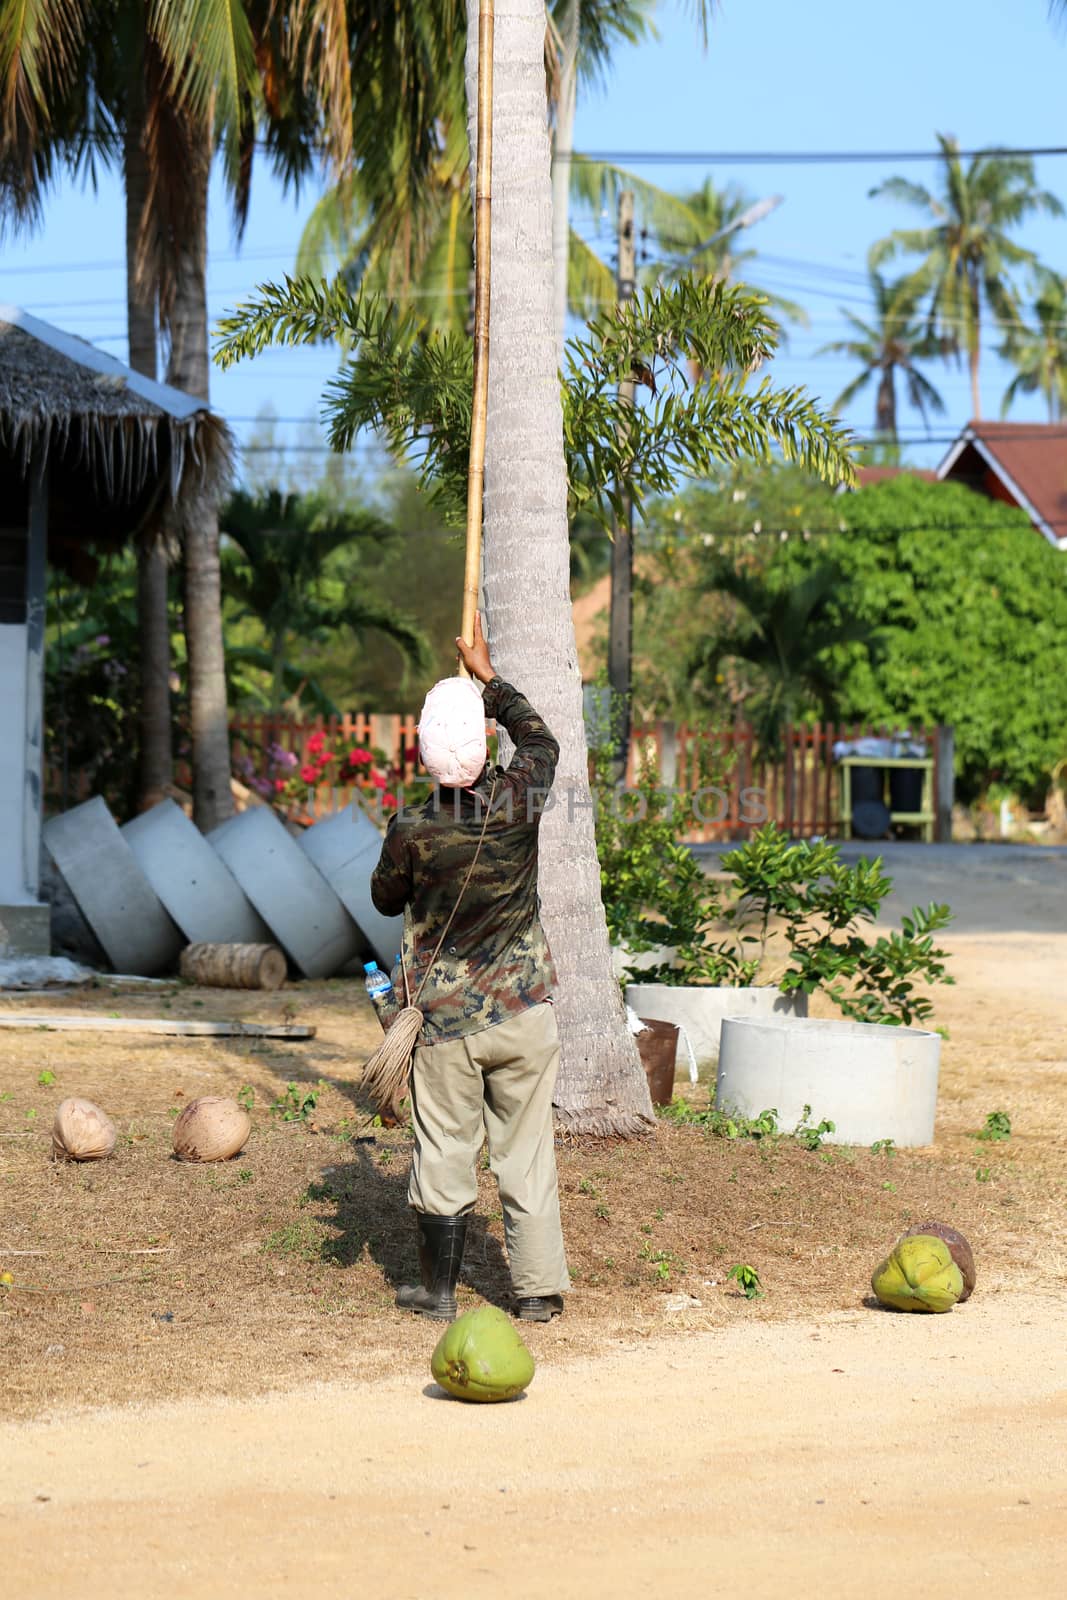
[220,712,952,841]
[624,720,948,842]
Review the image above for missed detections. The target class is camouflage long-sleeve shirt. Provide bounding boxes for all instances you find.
[369,677,559,1043]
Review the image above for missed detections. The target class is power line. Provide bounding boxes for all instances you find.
[556,144,1067,167]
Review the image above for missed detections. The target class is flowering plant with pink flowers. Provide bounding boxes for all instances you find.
[235,731,429,821]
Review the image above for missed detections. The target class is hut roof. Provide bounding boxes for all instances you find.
[0,306,232,540]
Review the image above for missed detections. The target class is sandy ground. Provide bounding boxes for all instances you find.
[1,1297,1065,1599]
[2,842,1066,1597]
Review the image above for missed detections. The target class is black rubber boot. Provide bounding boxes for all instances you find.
[395,1214,467,1321]
[515,1295,564,1323]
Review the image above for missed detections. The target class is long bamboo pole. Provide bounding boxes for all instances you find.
[458,0,495,676]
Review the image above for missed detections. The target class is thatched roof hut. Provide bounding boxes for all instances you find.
[0,305,232,582]
[0,306,233,957]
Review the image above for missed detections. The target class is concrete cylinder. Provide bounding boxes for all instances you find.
[122,799,272,946]
[42,797,183,975]
[623,983,807,1073]
[298,804,402,970]
[716,1014,942,1148]
[207,808,360,979]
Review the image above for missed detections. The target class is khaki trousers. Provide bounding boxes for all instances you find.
[408,1001,569,1298]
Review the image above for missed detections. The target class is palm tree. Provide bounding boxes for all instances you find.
[869,132,1063,420]
[1,3,318,822]
[817,271,946,439]
[1,8,187,811]
[296,2,670,349]
[462,0,655,1134]
[691,562,883,753]
[220,488,430,709]
[1,3,436,825]
[1001,272,1067,421]
[214,20,853,1139]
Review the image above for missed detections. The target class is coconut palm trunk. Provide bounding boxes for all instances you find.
[968,273,982,420]
[874,365,895,440]
[165,138,234,831]
[549,0,579,352]
[464,0,653,1135]
[124,87,174,813]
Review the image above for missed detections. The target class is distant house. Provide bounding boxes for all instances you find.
[937,422,1067,552]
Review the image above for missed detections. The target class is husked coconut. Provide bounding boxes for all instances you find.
[52,1097,117,1162]
[173,1096,251,1162]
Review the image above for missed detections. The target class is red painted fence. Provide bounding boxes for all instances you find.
[218,712,948,842]
[48,712,948,838]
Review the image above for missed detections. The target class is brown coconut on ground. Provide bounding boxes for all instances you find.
[52,1097,117,1162]
[173,1097,251,1163]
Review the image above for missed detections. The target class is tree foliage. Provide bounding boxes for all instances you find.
[773,476,1067,797]
[625,469,1067,800]
[689,558,884,752]
[215,272,855,529]
[220,486,431,708]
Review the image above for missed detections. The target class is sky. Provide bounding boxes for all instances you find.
[3,0,1067,483]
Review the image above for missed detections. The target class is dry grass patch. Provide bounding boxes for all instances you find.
[1,953,1066,1421]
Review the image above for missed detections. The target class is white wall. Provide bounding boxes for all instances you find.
[0,623,28,901]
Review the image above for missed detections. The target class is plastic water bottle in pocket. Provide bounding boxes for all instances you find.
[363,961,396,1028]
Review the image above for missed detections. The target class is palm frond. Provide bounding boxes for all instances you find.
[567,225,615,319]
[0,0,89,224]
[288,0,352,174]
[148,0,258,136]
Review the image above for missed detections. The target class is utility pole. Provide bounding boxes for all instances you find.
[608,188,635,776]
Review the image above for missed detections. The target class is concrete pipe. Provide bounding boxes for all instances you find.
[208,807,361,979]
[716,1014,942,1148]
[42,797,184,975]
[122,799,272,946]
[298,804,402,971]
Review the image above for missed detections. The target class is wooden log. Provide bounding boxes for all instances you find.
[179,942,287,991]
[0,1015,314,1038]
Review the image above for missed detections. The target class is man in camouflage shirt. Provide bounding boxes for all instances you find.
[370,616,568,1323]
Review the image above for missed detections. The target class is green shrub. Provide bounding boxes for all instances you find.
[600,808,952,1026]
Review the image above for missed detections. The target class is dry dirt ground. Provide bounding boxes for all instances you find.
[2,845,1066,1596]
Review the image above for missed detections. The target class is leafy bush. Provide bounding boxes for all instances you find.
[774,477,1067,800]
[603,813,953,1027]
[593,746,754,983]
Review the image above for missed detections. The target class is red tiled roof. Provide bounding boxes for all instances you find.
[938,422,1067,549]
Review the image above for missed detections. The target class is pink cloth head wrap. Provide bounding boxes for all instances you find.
[417,676,487,787]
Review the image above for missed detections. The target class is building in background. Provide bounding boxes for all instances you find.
[0,308,230,957]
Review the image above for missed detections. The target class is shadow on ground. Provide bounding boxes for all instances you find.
[304,1142,513,1310]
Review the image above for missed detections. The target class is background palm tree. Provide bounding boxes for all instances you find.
[1,2,452,824]
[0,1,335,822]
[817,270,946,440]
[1000,271,1067,420]
[691,562,883,754]
[220,488,430,711]
[869,132,1063,419]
